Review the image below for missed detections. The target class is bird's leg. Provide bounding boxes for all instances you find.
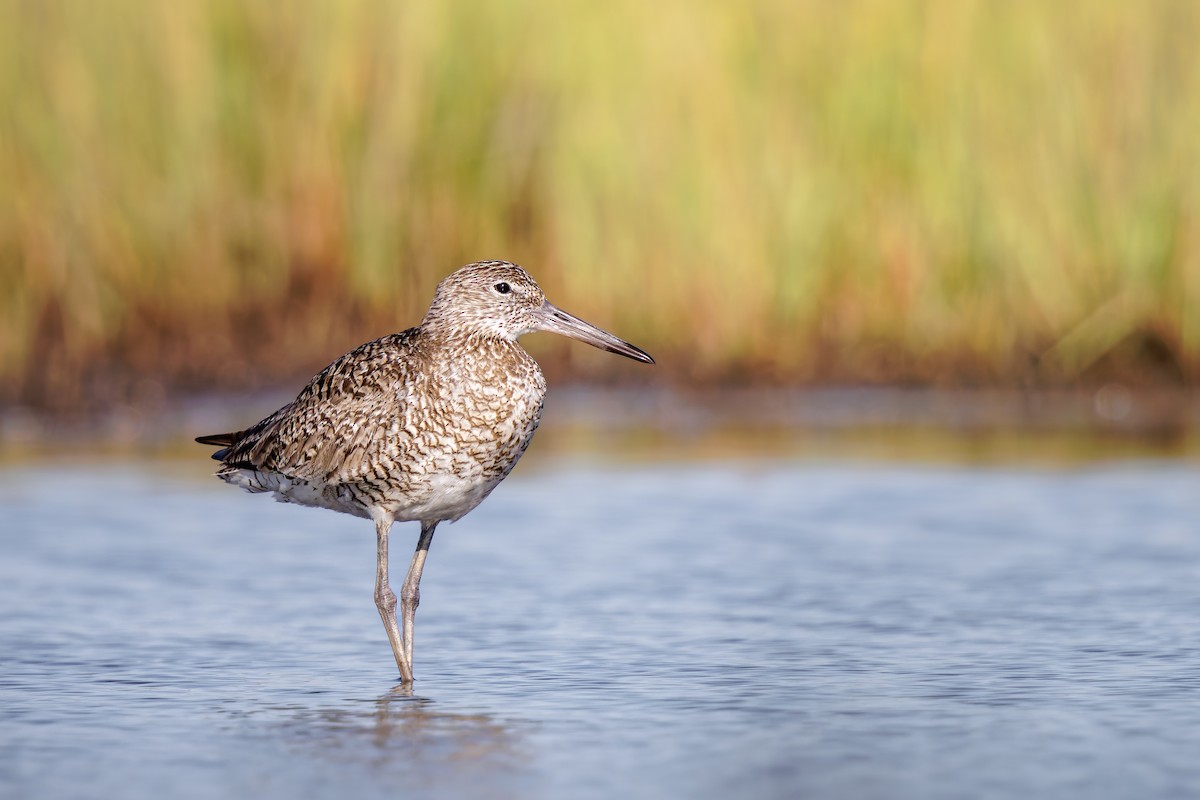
[400,521,438,672]
[374,516,413,684]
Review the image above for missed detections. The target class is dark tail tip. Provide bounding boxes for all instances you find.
[196,432,238,462]
[196,432,236,447]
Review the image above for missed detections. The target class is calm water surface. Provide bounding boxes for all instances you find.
[1,456,1198,799]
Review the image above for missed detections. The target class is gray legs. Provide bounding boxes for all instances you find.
[374,515,413,684]
[374,517,438,685]
[400,521,438,672]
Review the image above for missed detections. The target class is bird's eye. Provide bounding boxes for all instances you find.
[494,282,511,294]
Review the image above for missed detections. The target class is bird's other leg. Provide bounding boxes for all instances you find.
[374,514,413,684]
[400,520,439,672]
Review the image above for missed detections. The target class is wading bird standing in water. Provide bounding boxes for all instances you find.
[197,261,654,684]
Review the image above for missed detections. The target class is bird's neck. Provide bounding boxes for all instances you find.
[421,327,531,366]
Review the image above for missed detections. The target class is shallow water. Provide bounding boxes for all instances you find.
[2,456,1198,799]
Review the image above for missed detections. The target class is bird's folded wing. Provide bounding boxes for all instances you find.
[218,331,425,485]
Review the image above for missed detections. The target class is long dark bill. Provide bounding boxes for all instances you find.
[535,302,655,365]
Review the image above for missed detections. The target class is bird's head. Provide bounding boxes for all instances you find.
[422,261,654,364]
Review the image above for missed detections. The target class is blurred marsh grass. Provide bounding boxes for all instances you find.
[2,0,1198,408]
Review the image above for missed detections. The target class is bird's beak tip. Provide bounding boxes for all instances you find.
[537,303,655,366]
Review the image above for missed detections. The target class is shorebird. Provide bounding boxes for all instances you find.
[197,261,653,684]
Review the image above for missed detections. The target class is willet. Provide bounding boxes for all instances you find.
[196,261,653,684]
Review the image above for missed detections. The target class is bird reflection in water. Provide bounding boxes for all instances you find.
[273,686,527,783]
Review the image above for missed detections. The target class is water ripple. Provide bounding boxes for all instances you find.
[1,460,1198,800]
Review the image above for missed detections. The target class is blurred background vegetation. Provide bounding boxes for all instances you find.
[2,0,1198,412]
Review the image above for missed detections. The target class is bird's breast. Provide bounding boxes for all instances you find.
[381,342,545,521]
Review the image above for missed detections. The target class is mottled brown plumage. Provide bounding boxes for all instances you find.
[197,260,653,684]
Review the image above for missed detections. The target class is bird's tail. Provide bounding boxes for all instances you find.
[195,431,244,461]
[195,432,237,447]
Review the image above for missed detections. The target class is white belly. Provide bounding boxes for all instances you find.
[220,464,502,524]
[392,471,499,523]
